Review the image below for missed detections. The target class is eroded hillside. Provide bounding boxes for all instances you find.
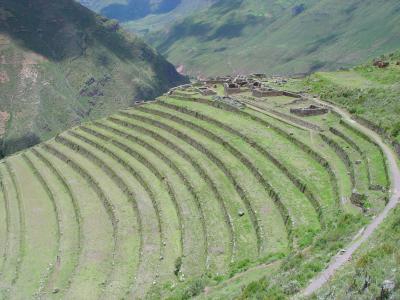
[0,0,187,156]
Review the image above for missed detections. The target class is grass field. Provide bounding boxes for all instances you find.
[0,81,390,298]
[145,0,400,76]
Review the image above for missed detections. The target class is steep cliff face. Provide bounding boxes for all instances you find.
[0,0,187,156]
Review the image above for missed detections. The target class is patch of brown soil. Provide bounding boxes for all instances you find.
[0,71,9,83]
[0,111,10,137]
[23,52,46,65]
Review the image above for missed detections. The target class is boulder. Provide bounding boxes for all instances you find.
[373,60,390,68]
[350,190,366,207]
[380,280,395,299]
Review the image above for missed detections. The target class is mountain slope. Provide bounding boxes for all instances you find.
[146,0,400,76]
[0,66,391,299]
[79,0,214,34]
[0,0,187,156]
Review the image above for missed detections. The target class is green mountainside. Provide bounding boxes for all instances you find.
[145,0,400,76]
[0,0,187,156]
[0,50,397,299]
[280,50,400,149]
[316,205,400,299]
[79,0,214,35]
[0,1,399,299]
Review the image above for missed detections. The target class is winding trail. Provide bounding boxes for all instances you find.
[300,98,400,297]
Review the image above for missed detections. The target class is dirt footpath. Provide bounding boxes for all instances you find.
[301,98,400,297]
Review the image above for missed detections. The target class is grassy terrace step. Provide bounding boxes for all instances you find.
[329,127,371,192]
[43,142,127,298]
[37,146,114,299]
[90,118,244,274]
[25,150,82,296]
[339,120,389,191]
[156,101,324,226]
[78,124,207,278]
[320,134,355,191]
[238,98,322,131]
[4,156,58,299]
[145,102,321,247]
[0,164,24,298]
[135,105,294,241]
[163,96,340,222]
[118,109,289,256]
[106,115,250,271]
[51,134,156,299]
[221,108,343,216]
[21,153,62,297]
[63,129,184,287]
[321,130,386,213]
[0,170,7,273]
[135,105,294,247]
[315,133,354,210]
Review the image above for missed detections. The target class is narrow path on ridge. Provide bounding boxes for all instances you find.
[300,97,400,297]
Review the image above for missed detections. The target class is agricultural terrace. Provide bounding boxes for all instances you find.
[0,81,389,299]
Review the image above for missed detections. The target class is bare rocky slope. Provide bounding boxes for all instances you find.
[0,0,187,156]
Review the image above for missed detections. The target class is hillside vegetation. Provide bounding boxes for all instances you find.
[314,205,400,299]
[274,50,400,157]
[145,0,400,76]
[0,0,186,156]
[0,76,390,298]
[79,0,214,35]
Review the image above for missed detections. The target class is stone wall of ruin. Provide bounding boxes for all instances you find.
[290,107,329,117]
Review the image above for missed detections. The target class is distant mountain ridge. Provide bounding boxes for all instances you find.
[0,0,187,156]
[79,0,214,34]
[89,0,182,22]
[145,0,400,76]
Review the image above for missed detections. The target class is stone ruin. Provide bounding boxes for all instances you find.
[290,105,329,117]
[213,96,245,109]
[248,81,262,90]
[350,190,367,209]
[252,87,283,98]
[224,82,241,95]
[204,76,232,85]
[134,100,145,105]
[166,84,193,95]
[250,73,266,79]
[233,75,249,87]
[196,86,217,96]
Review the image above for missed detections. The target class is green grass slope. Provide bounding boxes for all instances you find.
[274,50,400,157]
[0,0,187,156]
[146,0,400,76]
[314,205,400,299]
[0,81,389,298]
[226,52,398,299]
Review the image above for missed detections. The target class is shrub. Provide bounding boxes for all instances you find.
[229,258,252,278]
[174,257,182,277]
[239,278,286,300]
[181,278,206,299]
